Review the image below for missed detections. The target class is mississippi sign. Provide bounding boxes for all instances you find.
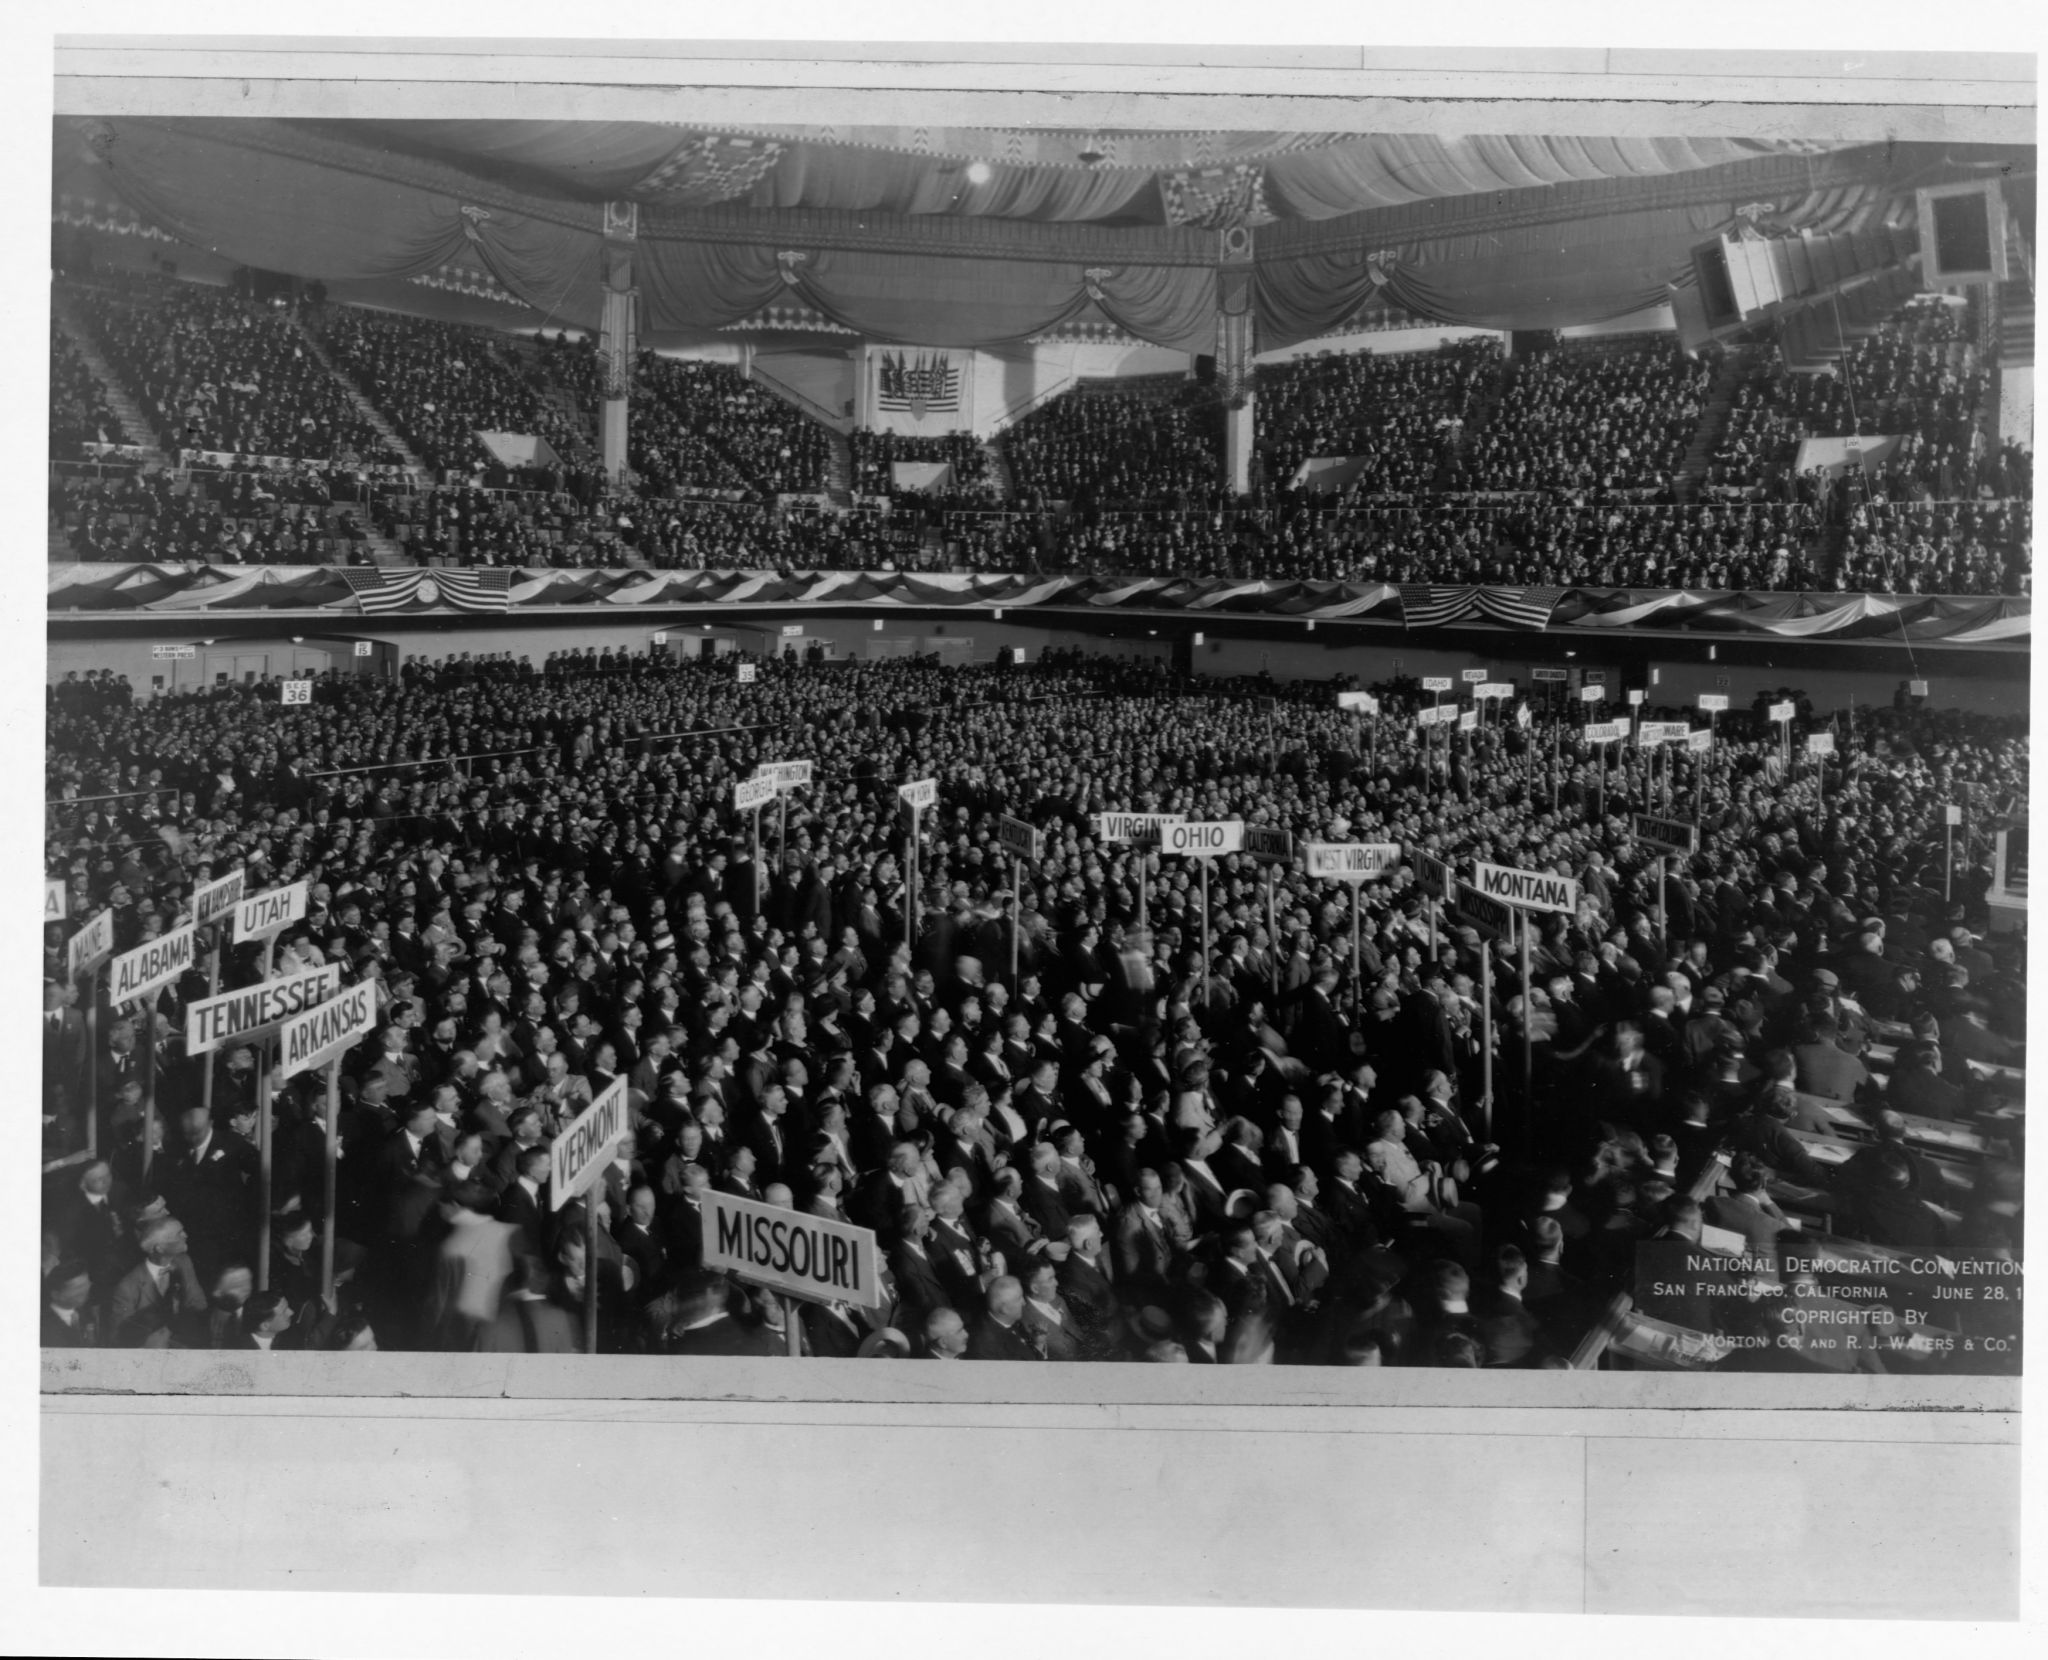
[550,1076,631,1210]
[1094,812,1183,845]
[703,1188,885,1310]
[1163,820,1243,857]
[1451,882,1515,940]
[109,924,197,1007]
[1305,842,1401,881]
[185,965,344,1057]
[279,980,378,1080]
[1471,861,1580,914]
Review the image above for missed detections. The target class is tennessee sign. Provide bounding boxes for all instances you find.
[704,1188,884,1309]
[1094,812,1183,845]
[1305,842,1401,881]
[1471,861,1579,914]
[1163,820,1243,857]
[279,980,378,1081]
[109,924,197,1008]
[551,1076,631,1210]
[185,965,344,1057]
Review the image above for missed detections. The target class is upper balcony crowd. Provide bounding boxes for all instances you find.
[48,271,2030,596]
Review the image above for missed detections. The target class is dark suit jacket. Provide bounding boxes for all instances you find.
[495,1179,550,1253]
[967,1312,1043,1361]
[665,1314,784,1357]
[887,1241,953,1326]
[41,1305,99,1348]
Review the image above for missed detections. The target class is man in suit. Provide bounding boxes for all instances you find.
[1703,1153,1793,1258]
[495,1144,553,1256]
[1471,1246,1546,1367]
[50,1158,125,1290]
[1792,1020,1871,1103]
[927,1183,994,1314]
[1056,1215,1119,1358]
[1886,1044,1965,1122]
[107,1215,207,1348]
[41,1260,100,1348]
[886,1205,952,1331]
[1209,1222,1275,1359]
[612,1184,667,1305]
[1113,1167,1184,1299]
[150,1104,259,1287]
[967,1275,1043,1360]
[659,1271,783,1357]
[1018,1142,1075,1246]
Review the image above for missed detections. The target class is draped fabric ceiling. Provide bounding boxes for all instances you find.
[46,564,2031,645]
[59,117,2022,348]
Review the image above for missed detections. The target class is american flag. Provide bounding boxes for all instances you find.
[341,568,513,613]
[1477,586,1570,630]
[1398,585,1482,628]
[877,351,961,416]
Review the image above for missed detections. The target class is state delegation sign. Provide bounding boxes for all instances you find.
[192,867,246,929]
[1471,861,1579,914]
[1162,819,1243,857]
[733,775,777,812]
[236,881,308,943]
[67,909,115,979]
[997,815,1042,860]
[551,1076,630,1210]
[1305,842,1401,881]
[44,880,65,923]
[1093,812,1183,845]
[185,965,344,1057]
[109,924,197,1008]
[1240,825,1295,864]
[703,1188,884,1310]
[279,980,378,1080]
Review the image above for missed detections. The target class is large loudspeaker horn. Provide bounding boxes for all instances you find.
[1917,181,2009,285]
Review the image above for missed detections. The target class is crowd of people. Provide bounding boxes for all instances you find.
[49,327,126,460]
[630,359,831,499]
[847,430,994,501]
[1001,384,1230,513]
[71,275,398,466]
[49,274,2029,596]
[1454,338,1714,494]
[1254,337,1500,492]
[40,649,2025,1369]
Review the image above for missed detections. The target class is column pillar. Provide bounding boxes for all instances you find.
[1215,225,1256,497]
[599,200,638,485]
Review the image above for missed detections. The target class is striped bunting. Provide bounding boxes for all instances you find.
[1398,585,1482,627]
[341,568,513,613]
[1477,586,1569,630]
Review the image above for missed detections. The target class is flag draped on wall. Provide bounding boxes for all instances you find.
[341,568,513,612]
[876,351,961,417]
[1399,585,1567,630]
